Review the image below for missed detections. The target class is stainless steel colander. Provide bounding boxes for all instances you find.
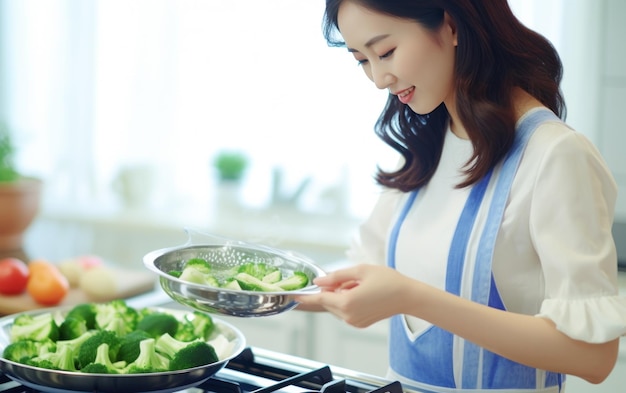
[143,230,326,317]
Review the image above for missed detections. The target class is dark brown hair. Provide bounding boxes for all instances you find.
[323,0,565,190]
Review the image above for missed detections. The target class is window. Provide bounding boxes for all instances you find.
[1,0,590,220]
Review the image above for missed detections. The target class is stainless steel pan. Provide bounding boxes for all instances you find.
[0,306,246,393]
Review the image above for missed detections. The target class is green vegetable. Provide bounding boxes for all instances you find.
[1,301,228,374]
[3,340,49,363]
[136,312,179,339]
[185,258,212,274]
[56,330,98,356]
[235,272,283,292]
[58,316,88,340]
[81,343,121,374]
[27,344,75,371]
[79,362,108,374]
[117,330,152,364]
[10,312,59,342]
[167,270,182,278]
[221,278,242,290]
[175,311,215,342]
[171,258,312,292]
[124,338,168,373]
[65,303,97,329]
[179,268,218,286]
[94,300,139,336]
[275,271,309,290]
[155,333,218,371]
[76,330,121,369]
[262,270,282,283]
[237,262,279,280]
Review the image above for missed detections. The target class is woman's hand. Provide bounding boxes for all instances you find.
[296,264,416,328]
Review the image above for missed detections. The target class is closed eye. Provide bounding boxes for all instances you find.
[354,48,394,66]
[379,48,395,60]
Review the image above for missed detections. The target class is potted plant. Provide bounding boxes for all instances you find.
[0,124,43,258]
[213,150,249,182]
[212,151,248,212]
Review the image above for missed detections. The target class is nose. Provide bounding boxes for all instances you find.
[369,63,395,90]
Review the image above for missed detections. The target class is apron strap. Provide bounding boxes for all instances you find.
[461,108,561,389]
[471,109,560,304]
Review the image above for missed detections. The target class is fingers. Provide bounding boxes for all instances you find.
[313,265,362,289]
[295,288,345,309]
[298,265,366,307]
[295,291,376,329]
[296,264,392,328]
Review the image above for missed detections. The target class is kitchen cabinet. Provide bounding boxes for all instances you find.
[311,312,389,377]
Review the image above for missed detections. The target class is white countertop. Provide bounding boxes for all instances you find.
[35,203,360,254]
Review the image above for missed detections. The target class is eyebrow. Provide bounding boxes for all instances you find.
[347,34,390,53]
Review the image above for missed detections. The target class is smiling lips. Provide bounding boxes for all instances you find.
[394,86,415,104]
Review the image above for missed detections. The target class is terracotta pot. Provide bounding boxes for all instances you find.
[0,177,42,252]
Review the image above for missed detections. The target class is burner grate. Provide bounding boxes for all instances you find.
[0,373,26,393]
[200,348,404,393]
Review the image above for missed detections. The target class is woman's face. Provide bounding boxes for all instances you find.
[337,1,458,115]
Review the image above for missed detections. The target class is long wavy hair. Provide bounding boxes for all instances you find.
[323,0,565,190]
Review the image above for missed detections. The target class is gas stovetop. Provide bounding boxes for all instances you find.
[1,346,424,393]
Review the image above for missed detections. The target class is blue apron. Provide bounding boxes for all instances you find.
[387,109,564,391]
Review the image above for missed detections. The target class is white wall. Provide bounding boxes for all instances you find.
[598,0,626,221]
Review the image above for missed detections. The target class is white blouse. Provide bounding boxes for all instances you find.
[347,108,626,344]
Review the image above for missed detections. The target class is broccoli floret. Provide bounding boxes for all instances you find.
[136,312,179,339]
[167,270,182,278]
[237,262,278,280]
[81,343,121,374]
[262,270,282,283]
[221,277,242,290]
[10,312,59,342]
[2,340,50,363]
[184,258,212,274]
[56,330,98,356]
[76,330,121,369]
[94,300,139,336]
[276,271,309,290]
[178,258,215,285]
[80,363,108,374]
[124,338,168,373]
[235,272,282,292]
[58,316,88,340]
[175,311,215,341]
[28,345,75,371]
[65,303,97,329]
[178,267,219,287]
[117,330,152,364]
[155,333,218,371]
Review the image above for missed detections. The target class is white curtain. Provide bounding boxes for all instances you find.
[0,0,599,219]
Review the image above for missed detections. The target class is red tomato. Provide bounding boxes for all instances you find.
[0,258,30,295]
[26,260,69,305]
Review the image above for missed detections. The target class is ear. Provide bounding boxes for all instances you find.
[443,12,458,47]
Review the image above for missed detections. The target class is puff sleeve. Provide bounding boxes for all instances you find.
[530,129,626,343]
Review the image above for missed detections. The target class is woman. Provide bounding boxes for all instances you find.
[296,1,626,392]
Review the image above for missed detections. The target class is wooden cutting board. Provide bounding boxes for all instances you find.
[0,268,157,316]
